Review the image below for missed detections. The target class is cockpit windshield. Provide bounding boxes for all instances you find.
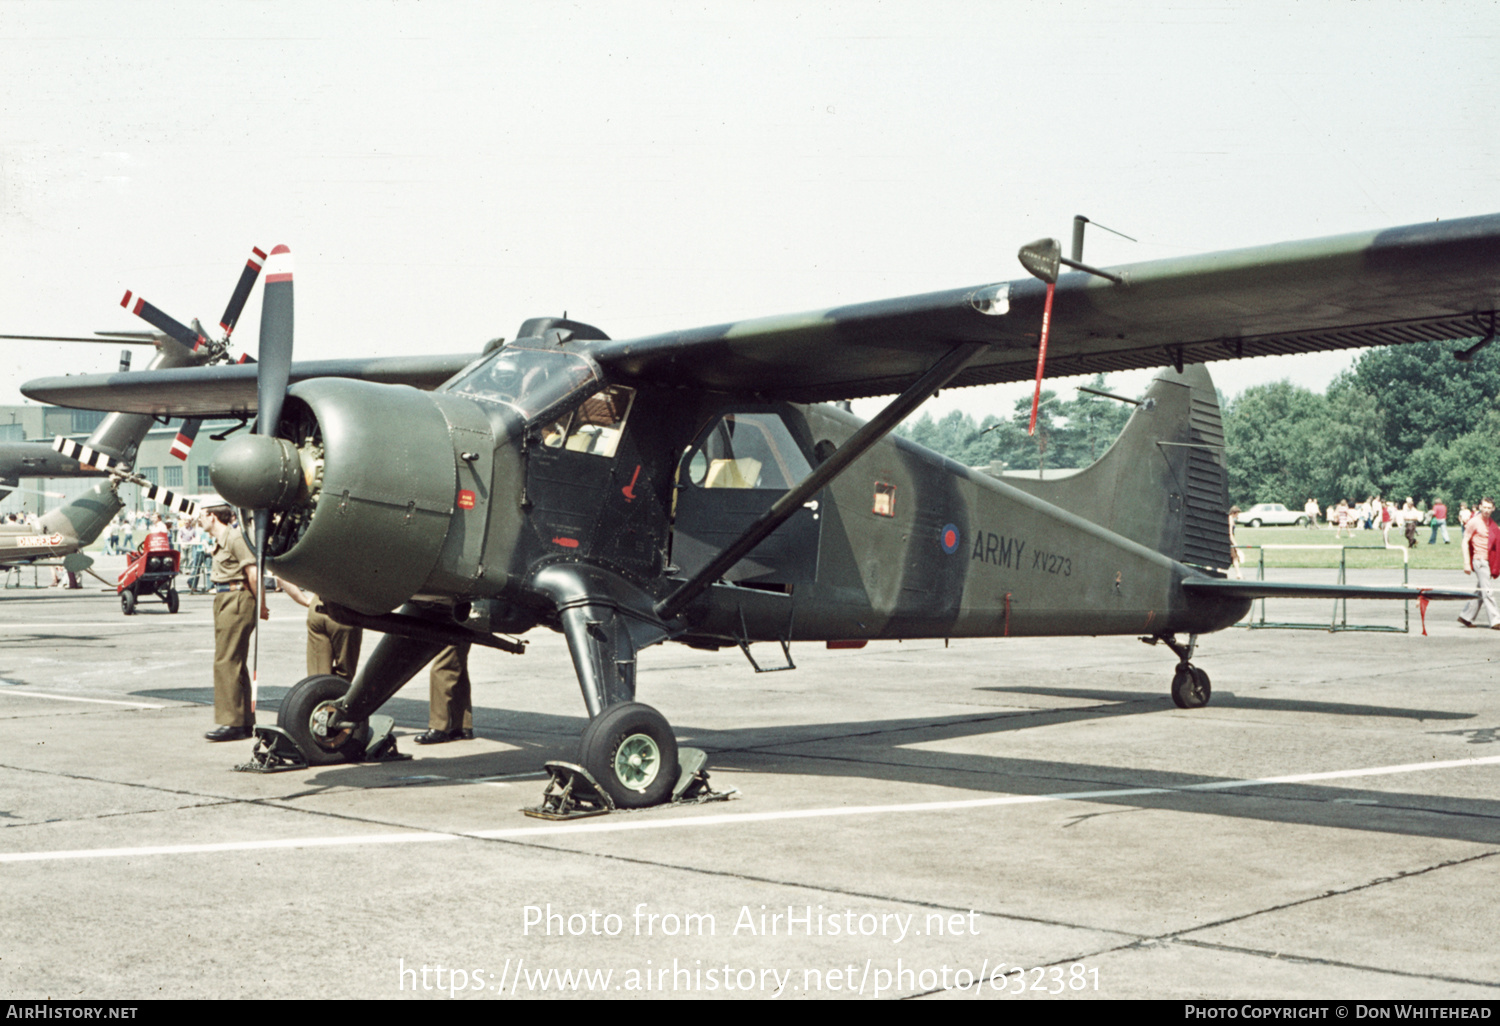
[448,345,601,422]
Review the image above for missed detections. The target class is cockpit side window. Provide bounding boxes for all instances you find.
[546,385,635,458]
[683,412,812,490]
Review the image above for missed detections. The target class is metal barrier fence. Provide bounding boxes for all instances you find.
[1236,544,1410,633]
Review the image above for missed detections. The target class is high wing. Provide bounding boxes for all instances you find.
[583,213,1500,402]
[22,354,475,417]
[22,214,1500,413]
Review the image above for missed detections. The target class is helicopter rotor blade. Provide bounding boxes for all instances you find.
[219,246,268,339]
[119,291,206,353]
[169,418,202,462]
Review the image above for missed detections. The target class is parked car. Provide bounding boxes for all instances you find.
[1236,503,1308,527]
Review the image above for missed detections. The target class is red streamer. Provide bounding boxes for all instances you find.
[1028,281,1056,436]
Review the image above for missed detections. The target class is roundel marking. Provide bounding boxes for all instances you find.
[941,523,960,554]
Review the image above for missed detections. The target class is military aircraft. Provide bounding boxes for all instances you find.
[0,245,271,497]
[0,346,204,579]
[0,251,272,568]
[23,215,1500,808]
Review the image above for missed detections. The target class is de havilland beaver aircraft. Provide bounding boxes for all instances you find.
[23,215,1500,808]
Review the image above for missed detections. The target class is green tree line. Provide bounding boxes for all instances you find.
[895,373,1133,473]
[1222,339,1500,508]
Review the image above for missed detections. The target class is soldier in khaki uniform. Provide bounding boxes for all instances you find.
[281,581,363,682]
[416,643,473,744]
[201,507,267,741]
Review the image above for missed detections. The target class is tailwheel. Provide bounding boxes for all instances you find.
[277,674,369,765]
[120,588,136,616]
[579,702,679,809]
[1171,665,1211,709]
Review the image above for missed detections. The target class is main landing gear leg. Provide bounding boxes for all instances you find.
[1153,632,1211,709]
[558,602,680,809]
[278,625,446,765]
[531,564,683,810]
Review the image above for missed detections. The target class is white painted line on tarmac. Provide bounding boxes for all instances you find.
[470,753,1500,841]
[0,690,166,709]
[0,620,215,629]
[0,832,453,863]
[4,754,1498,864]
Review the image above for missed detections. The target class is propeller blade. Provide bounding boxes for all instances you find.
[120,291,205,353]
[249,243,292,718]
[169,418,201,462]
[257,246,294,438]
[219,246,267,338]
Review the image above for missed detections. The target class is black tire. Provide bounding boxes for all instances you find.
[278,674,368,765]
[579,702,679,809]
[165,588,179,614]
[1171,666,1211,709]
[1295,516,1308,526]
[120,588,136,616]
[1249,518,1262,528]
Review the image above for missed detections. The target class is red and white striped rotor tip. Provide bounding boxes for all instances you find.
[264,245,293,284]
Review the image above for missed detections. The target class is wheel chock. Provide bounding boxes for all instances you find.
[358,715,411,763]
[523,748,736,820]
[234,726,309,773]
[524,761,616,820]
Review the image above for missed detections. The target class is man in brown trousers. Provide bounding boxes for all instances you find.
[281,580,363,682]
[202,507,267,741]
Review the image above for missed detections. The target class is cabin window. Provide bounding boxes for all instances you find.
[685,413,812,490]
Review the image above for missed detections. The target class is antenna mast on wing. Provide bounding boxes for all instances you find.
[1018,216,1134,435]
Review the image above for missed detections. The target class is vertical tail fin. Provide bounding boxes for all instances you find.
[38,480,124,550]
[1002,364,1231,567]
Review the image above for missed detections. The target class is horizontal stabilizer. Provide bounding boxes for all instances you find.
[1183,578,1473,602]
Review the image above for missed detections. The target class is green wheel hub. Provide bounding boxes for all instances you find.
[614,733,661,792]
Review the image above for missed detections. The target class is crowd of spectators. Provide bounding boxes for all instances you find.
[1296,496,1455,548]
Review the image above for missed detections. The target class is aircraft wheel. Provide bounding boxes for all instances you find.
[1171,666,1211,709]
[166,588,179,614]
[278,674,367,765]
[120,588,136,616]
[579,702,679,809]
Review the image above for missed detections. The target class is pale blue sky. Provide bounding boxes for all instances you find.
[2,1,1496,423]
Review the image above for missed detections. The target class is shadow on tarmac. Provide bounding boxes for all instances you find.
[125,681,1500,847]
[981,684,1476,721]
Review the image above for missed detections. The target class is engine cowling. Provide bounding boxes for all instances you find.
[213,378,465,615]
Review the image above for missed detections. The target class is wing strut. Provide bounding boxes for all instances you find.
[653,341,988,622]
